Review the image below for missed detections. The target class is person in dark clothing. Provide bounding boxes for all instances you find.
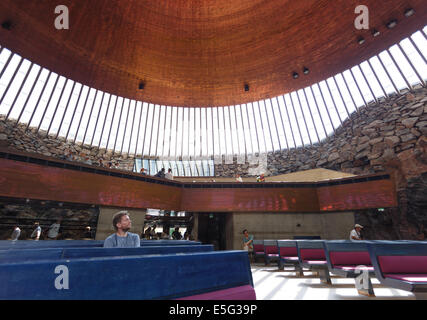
[172,227,182,240]
[155,168,166,178]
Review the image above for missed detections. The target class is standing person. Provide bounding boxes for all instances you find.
[30,222,42,241]
[140,168,147,175]
[172,227,182,240]
[103,211,140,248]
[235,174,243,182]
[150,225,157,239]
[165,168,174,180]
[350,224,364,240]
[83,226,93,239]
[47,219,62,240]
[144,226,152,239]
[243,229,254,261]
[11,226,21,241]
[242,229,254,251]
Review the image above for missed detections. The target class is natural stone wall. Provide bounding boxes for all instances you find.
[214,87,426,177]
[266,88,426,176]
[0,117,135,171]
[215,87,427,240]
[0,199,99,240]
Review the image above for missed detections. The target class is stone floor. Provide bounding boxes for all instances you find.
[251,263,419,300]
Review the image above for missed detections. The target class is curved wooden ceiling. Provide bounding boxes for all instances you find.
[0,0,426,107]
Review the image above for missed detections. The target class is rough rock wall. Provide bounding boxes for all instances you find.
[0,118,135,171]
[0,199,99,240]
[215,87,427,240]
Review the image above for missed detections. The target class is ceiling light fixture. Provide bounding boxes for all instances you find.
[303,67,309,75]
[404,8,415,17]
[358,37,366,45]
[372,29,380,37]
[139,82,145,90]
[292,72,299,79]
[1,21,12,30]
[386,19,398,29]
[244,84,249,92]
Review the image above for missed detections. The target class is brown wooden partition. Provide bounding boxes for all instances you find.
[0,158,182,211]
[317,178,398,211]
[0,149,397,213]
[180,185,319,212]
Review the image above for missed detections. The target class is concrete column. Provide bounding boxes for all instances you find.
[95,207,146,240]
[190,213,199,241]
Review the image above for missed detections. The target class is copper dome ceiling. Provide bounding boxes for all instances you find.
[0,0,426,107]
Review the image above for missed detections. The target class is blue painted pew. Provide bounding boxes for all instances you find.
[277,240,303,275]
[367,242,427,298]
[296,240,331,284]
[140,240,201,246]
[0,250,255,300]
[323,240,376,296]
[0,245,214,264]
[0,239,201,250]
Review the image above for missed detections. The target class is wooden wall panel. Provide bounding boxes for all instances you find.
[0,156,397,213]
[317,179,397,211]
[180,187,319,213]
[0,159,182,210]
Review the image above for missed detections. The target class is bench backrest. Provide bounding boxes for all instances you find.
[253,240,264,253]
[296,240,326,261]
[368,242,427,275]
[368,241,427,279]
[0,240,201,250]
[277,240,298,257]
[0,245,214,264]
[323,241,371,267]
[263,240,278,254]
[0,250,253,300]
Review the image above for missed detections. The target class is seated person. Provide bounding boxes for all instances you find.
[103,211,140,248]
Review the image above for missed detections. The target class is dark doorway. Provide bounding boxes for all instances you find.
[197,213,226,250]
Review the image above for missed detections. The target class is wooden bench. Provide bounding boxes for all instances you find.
[367,241,427,299]
[277,240,303,276]
[323,240,375,296]
[0,250,255,300]
[253,240,265,263]
[296,240,331,284]
[263,240,279,266]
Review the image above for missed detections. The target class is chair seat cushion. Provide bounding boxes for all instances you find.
[304,260,327,264]
[334,265,374,271]
[384,274,427,283]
